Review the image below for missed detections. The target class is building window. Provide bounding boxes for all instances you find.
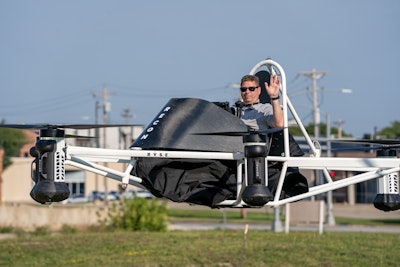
[356,179,377,204]
[65,170,86,197]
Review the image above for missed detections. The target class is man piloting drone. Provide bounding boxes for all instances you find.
[130,70,309,208]
[231,72,309,207]
[238,73,284,130]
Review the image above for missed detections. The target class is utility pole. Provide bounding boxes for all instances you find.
[298,68,326,139]
[336,119,344,138]
[299,69,326,205]
[121,108,132,148]
[102,87,111,148]
[93,86,114,206]
[102,87,113,206]
[326,114,336,226]
[92,97,101,196]
[93,99,101,144]
[0,148,4,205]
[121,108,132,124]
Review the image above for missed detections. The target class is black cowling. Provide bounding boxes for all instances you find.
[131,97,308,207]
[130,98,248,152]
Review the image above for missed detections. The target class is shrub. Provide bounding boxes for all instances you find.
[32,226,50,236]
[0,226,13,233]
[98,198,168,232]
[60,224,78,234]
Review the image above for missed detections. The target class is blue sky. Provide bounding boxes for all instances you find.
[0,0,399,138]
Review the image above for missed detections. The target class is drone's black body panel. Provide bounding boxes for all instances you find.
[130,98,248,152]
[131,98,308,207]
[130,98,247,207]
[135,158,238,207]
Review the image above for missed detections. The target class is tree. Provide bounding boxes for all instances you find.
[0,128,27,169]
[376,120,400,139]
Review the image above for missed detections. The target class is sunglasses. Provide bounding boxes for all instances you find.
[240,86,258,92]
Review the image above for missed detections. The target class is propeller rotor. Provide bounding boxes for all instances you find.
[0,123,132,130]
[329,139,400,152]
[192,127,285,136]
[0,123,136,138]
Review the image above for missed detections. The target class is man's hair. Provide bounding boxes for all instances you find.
[240,75,259,86]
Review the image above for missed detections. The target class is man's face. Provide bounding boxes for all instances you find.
[240,80,260,105]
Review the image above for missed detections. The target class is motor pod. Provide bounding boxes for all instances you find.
[373,148,400,211]
[29,129,70,204]
[29,146,39,183]
[241,134,273,207]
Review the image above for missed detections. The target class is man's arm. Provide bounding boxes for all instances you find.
[270,98,284,128]
[265,75,284,128]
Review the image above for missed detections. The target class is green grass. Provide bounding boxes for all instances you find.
[0,207,399,266]
[168,208,277,223]
[168,207,400,227]
[335,217,400,226]
[1,230,399,267]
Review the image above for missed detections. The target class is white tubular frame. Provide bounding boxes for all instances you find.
[62,59,400,208]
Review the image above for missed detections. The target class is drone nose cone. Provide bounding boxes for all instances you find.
[30,180,70,204]
[242,184,273,207]
[373,194,400,212]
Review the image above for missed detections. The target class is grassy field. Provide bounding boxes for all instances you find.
[167,207,400,226]
[1,205,399,266]
[1,229,399,267]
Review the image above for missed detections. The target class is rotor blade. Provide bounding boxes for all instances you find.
[330,144,400,152]
[331,146,382,152]
[0,124,51,129]
[191,128,285,136]
[0,123,136,130]
[58,124,136,129]
[64,134,97,139]
[330,138,400,145]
